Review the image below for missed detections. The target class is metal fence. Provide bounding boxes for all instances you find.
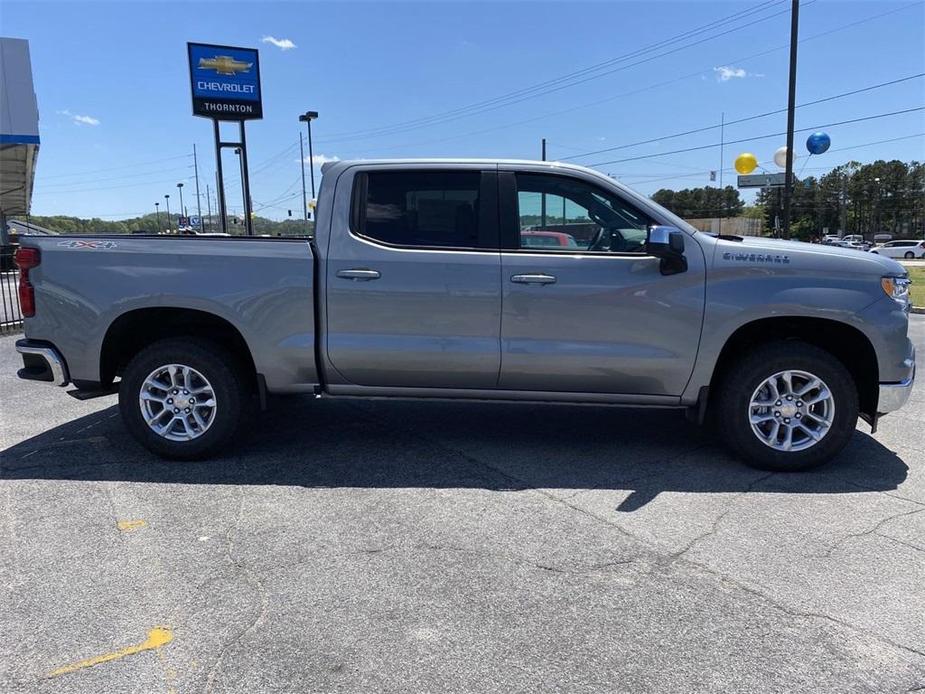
[0,247,23,334]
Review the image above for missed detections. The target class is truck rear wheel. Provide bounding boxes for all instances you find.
[715,341,859,471]
[119,338,247,459]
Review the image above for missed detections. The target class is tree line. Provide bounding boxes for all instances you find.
[12,212,314,237]
[649,159,923,240]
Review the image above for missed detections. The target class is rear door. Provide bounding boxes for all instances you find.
[497,168,705,396]
[324,166,502,388]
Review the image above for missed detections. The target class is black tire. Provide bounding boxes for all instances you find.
[715,341,858,471]
[119,338,248,459]
[904,251,915,259]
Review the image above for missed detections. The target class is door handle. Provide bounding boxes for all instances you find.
[510,273,556,285]
[336,269,381,281]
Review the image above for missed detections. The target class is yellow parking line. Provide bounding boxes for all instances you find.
[116,519,147,532]
[48,626,173,677]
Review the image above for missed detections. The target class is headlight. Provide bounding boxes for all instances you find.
[881,276,911,305]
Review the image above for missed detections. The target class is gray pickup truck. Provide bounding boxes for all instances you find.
[14,159,915,470]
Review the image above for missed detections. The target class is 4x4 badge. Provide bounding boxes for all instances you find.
[57,240,119,249]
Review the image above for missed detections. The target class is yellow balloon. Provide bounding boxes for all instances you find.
[735,152,758,175]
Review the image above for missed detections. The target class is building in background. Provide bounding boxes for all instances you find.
[0,37,40,252]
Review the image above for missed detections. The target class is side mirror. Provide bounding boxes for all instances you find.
[646,225,688,275]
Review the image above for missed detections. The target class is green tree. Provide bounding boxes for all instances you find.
[651,186,743,218]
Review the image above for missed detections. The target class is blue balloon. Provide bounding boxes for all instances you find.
[806,131,831,155]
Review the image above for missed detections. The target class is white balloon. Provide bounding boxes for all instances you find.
[773,146,789,168]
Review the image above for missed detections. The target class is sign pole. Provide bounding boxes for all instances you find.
[239,121,254,236]
[213,120,227,234]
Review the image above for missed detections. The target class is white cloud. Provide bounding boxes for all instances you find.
[261,35,296,50]
[57,109,100,126]
[713,66,748,82]
[302,154,340,166]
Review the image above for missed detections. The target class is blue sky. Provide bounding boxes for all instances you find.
[3,0,924,221]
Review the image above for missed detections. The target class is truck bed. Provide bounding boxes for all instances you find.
[19,234,319,391]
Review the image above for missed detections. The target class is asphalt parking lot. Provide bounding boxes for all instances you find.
[1,318,923,693]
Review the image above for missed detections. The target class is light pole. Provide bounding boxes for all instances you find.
[177,182,185,221]
[155,202,161,233]
[298,111,319,200]
[164,194,171,233]
[299,131,308,231]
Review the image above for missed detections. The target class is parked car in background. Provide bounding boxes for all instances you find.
[520,230,580,249]
[874,233,893,244]
[870,240,925,259]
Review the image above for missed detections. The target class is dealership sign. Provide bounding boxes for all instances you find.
[187,42,262,120]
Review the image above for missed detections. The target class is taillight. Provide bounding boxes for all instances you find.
[14,247,40,318]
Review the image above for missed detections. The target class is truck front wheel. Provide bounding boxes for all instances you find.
[119,338,247,459]
[715,341,859,471]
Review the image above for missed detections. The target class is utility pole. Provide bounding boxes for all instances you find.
[164,194,172,233]
[781,0,800,239]
[154,202,161,232]
[215,170,224,233]
[718,111,725,235]
[299,131,309,232]
[193,144,203,230]
[206,183,213,233]
[541,138,547,229]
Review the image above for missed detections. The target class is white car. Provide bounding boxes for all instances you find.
[870,240,925,259]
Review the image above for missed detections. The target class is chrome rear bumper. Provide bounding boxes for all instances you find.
[15,339,70,386]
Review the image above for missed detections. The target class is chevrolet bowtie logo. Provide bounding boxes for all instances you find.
[198,55,253,76]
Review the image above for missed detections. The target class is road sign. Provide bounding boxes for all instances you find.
[737,173,793,188]
[189,216,201,228]
[188,42,262,120]
[178,216,190,228]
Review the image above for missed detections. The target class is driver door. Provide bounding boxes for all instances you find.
[497,168,705,396]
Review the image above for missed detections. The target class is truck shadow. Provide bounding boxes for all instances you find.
[0,397,910,512]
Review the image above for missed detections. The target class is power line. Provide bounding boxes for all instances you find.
[34,175,197,196]
[616,133,925,186]
[37,154,191,180]
[317,1,800,143]
[41,164,194,190]
[587,107,925,167]
[561,73,925,161]
[323,0,919,157]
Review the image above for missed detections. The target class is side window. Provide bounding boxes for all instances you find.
[515,173,651,253]
[354,171,483,249]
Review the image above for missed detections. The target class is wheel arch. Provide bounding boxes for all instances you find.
[708,316,879,420]
[100,307,257,388]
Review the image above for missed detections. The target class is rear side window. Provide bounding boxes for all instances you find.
[353,171,484,249]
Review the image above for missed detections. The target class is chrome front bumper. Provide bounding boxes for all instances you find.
[878,346,915,415]
[15,339,70,386]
